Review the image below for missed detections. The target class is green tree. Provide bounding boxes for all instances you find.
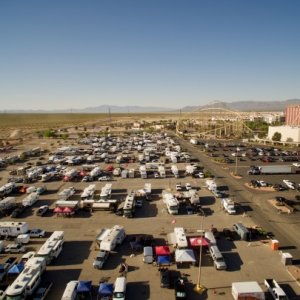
[43,129,56,138]
[272,132,282,142]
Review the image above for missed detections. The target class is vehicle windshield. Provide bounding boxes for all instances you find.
[176,291,186,297]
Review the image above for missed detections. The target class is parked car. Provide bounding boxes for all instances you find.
[4,243,26,253]
[185,183,192,190]
[36,205,49,216]
[93,250,109,269]
[283,179,295,190]
[98,176,111,181]
[11,206,26,218]
[28,229,46,238]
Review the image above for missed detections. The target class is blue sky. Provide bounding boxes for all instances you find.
[0,0,300,110]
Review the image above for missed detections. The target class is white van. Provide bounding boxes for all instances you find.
[205,231,216,246]
[61,280,78,300]
[209,246,227,270]
[16,234,30,244]
[143,246,153,264]
[113,277,126,300]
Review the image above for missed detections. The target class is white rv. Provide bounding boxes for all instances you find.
[158,165,166,178]
[90,166,102,178]
[163,192,179,215]
[5,257,46,300]
[22,192,39,207]
[139,165,147,179]
[80,184,95,200]
[99,183,112,200]
[0,222,29,238]
[58,187,76,200]
[0,182,15,197]
[61,280,78,300]
[222,198,236,214]
[123,191,136,218]
[0,197,16,211]
[171,165,179,178]
[174,227,188,248]
[99,225,126,252]
[36,231,64,264]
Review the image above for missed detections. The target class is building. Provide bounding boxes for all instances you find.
[268,126,300,143]
[285,105,300,126]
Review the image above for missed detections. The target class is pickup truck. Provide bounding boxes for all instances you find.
[0,257,17,282]
[264,278,289,300]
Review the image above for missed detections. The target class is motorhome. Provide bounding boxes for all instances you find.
[206,179,217,191]
[174,227,188,248]
[58,187,76,200]
[158,165,166,178]
[139,165,147,179]
[99,225,126,251]
[0,197,16,211]
[128,169,135,178]
[36,231,64,264]
[99,183,112,200]
[5,257,46,300]
[163,192,179,215]
[123,191,136,218]
[90,166,102,178]
[222,198,236,214]
[63,169,78,182]
[0,222,29,238]
[22,192,39,207]
[113,277,126,300]
[80,184,95,200]
[171,165,179,178]
[0,182,15,197]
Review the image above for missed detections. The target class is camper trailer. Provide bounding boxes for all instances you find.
[163,192,179,215]
[0,222,29,238]
[99,225,126,252]
[22,192,39,207]
[123,191,136,218]
[174,227,188,248]
[81,184,96,200]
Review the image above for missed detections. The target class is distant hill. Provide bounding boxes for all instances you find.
[0,105,172,114]
[181,99,300,112]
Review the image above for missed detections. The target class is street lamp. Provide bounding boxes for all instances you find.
[194,215,206,294]
[234,147,240,176]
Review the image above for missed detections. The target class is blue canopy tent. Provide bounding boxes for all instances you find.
[8,263,24,275]
[97,283,113,300]
[157,255,171,266]
[76,281,92,299]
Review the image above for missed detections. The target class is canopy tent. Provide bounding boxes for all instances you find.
[155,246,170,256]
[77,280,92,293]
[53,207,63,213]
[157,255,171,266]
[189,236,209,247]
[175,249,196,264]
[8,263,24,275]
[63,207,73,213]
[98,283,113,296]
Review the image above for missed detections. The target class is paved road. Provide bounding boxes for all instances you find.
[173,133,300,260]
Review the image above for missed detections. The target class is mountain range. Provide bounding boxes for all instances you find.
[2,99,300,113]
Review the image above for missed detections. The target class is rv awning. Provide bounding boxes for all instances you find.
[175,249,196,263]
[98,283,113,296]
[77,280,92,293]
[8,263,24,275]
[155,246,170,256]
[189,237,209,247]
[157,255,170,265]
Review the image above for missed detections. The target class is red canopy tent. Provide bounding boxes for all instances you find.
[63,207,73,214]
[155,246,170,256]
[53,207,63,213]
[189,237,209,247]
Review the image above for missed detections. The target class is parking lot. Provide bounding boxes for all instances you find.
[0,133,300,299]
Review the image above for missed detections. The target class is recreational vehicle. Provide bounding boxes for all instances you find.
[5,257,46,300]
[99,225,126,252]
[36,231,64,264]
[0,222,29,238]
[123,191,136,218]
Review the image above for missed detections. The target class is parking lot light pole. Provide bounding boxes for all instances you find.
[194,215,206,294]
